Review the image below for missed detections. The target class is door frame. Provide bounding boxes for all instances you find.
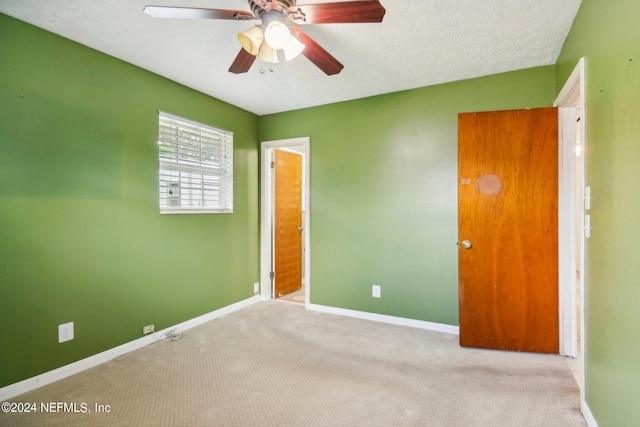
[260,137,311,304]
[554,57,585,398]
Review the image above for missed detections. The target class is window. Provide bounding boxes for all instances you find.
[158,111,233,214]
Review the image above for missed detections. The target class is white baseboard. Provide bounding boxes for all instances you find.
[582,400,599,427]
[0,295,260,401]
[307,303,460,335]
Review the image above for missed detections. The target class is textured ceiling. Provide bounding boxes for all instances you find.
[0,0,582,115]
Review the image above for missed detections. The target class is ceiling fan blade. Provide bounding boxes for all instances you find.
[290,26,344,75]
[143,6,255,20]
[288,0,386,24]
[229,48,257,74]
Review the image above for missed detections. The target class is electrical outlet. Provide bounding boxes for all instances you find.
[253,282,260,294]
[143,324,155,335]
[58,322,74,343]
[372,285,381,298]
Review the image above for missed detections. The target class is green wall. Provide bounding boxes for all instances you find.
[556,1,640,426]
[259,66,556,325]
[0,14,260,387]
[7,5,637,425]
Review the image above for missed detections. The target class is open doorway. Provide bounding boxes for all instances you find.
[260,137,310,305]
[555,58,586,400]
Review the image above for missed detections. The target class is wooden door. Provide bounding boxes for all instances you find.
[458,108,559,353]
[274,149,303,297]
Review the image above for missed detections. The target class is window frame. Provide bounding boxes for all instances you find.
[157,111,234,214]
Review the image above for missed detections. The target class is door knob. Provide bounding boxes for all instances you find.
[298,227,304,232]
[460,240,472,249]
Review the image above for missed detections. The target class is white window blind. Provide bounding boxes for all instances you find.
[158,111,233,214]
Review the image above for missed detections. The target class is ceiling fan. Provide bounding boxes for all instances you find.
[143,0,386,75]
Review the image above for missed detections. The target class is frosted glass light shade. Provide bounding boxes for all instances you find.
[283,36,305,61]
[258,42,279,63]
[237,26,264,55]
[264,21,290,50]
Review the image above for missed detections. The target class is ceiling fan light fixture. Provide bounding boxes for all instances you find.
[237,26,264,56]
[283,35,305,61]
[257,42,279,64]
[264,20,290,50]
[144,0,387,75]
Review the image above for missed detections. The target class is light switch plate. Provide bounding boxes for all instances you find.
[584,186,591,211]
[584,214,591,239]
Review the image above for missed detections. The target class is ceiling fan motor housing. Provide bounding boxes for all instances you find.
[248,0,295,17]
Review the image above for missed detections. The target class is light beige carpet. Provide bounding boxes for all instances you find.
[1,300,586,426]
